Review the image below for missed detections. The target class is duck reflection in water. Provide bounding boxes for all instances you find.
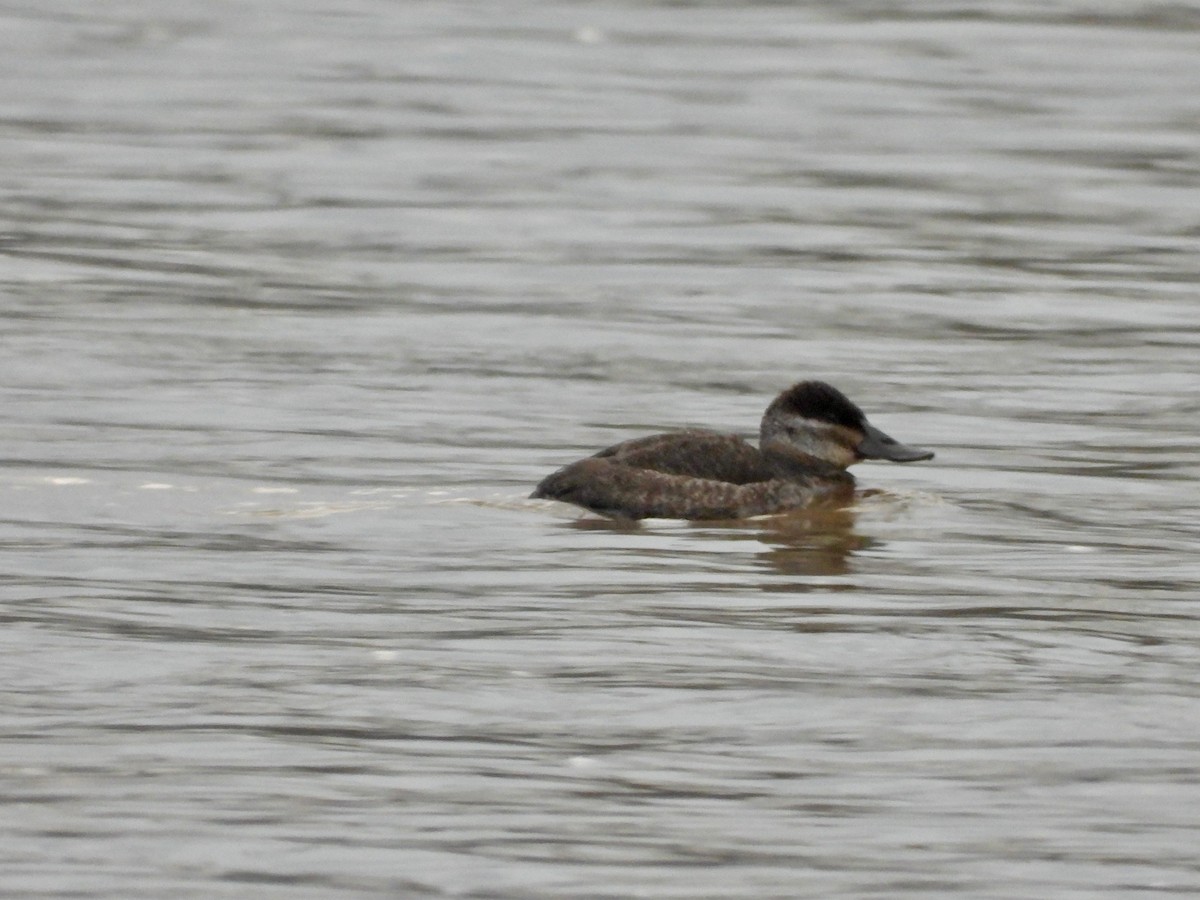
[567,500,880,577]
[533,380,933,521]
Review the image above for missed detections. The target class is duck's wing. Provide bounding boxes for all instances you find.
[591,430,773,484]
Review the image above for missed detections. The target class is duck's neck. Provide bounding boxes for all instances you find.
[759,437,853,482]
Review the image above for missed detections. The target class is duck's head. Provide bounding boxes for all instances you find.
[759,380,934,470]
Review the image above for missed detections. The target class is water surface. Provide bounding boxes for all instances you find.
[3,2,1199,898]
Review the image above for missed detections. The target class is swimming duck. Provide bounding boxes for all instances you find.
[531,380,933,520]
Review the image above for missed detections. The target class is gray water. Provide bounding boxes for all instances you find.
[3,2,1200,898]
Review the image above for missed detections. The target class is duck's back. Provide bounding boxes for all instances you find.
[592,430,775,483]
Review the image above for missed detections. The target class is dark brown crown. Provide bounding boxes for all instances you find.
[766,381,866,430]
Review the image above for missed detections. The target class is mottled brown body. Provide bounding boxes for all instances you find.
[535,434,854,520]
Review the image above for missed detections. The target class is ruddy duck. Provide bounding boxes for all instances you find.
[531,380,933,520]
